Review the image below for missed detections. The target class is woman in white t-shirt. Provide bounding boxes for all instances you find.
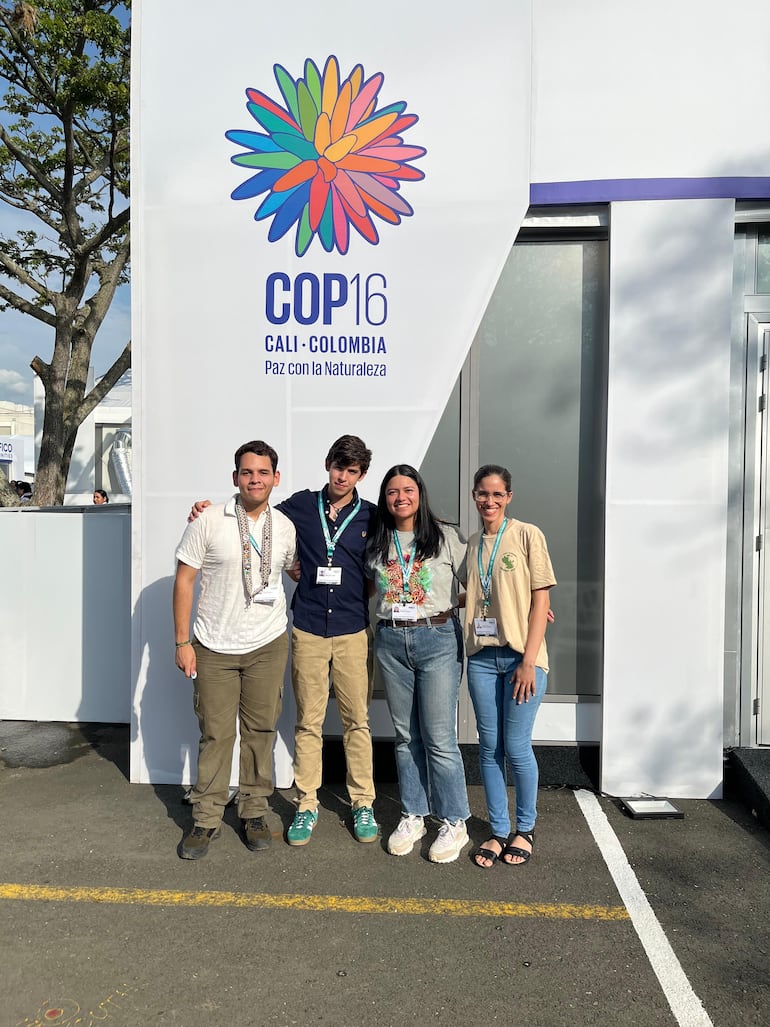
[367,464,470,864]
[464,464,556,869]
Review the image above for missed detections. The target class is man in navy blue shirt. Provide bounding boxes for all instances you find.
[278,435,377,845]
[190,435,378,846]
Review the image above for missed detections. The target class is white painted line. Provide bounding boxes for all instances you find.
[574,789,713,1027]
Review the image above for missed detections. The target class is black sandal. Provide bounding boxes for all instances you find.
[473,835,508,869]
[502,829,535,866]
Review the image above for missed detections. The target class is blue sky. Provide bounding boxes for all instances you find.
[0,3,131,409]
[0,150,131,408]
[0,283,130,407]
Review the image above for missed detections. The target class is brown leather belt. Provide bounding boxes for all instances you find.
[379,610,455,628]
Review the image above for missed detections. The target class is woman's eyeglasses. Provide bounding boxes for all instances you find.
[473,490,510,501]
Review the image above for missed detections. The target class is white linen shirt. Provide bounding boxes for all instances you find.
[175,496,296,654]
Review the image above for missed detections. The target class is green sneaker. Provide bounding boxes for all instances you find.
[287,808,318,846]
[352,805,378,843]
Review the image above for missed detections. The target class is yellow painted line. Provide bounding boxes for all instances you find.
[0,882,629,921]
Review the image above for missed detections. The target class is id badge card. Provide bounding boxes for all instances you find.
[392,602,419,621]
[316,565,343,585]
[253,584,280,605]
[474,617,498,637]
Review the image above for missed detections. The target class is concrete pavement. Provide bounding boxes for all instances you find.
[1,723,769,1027]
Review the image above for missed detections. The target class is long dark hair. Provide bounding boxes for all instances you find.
[368,464,444,563]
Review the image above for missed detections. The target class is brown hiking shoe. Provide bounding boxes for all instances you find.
[244,816,272,851]
[180,825,220,860]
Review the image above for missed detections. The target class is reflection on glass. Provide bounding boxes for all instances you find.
[96,423,131,494]
[477,241,608,695]
[758,231,770,294]
[418,238,608,697]
[420,376,460,524]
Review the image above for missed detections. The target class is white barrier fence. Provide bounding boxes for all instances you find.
[0,505,131,722]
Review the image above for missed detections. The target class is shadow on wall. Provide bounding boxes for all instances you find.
[131,571,297,791]
[600,200,737,798]
[78,505,132,728]
[604,688,723,799]
[132,573,196,785]
[609,198,736,470]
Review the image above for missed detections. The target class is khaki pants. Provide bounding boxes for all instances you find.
[190,633,288,828]
[291,627,374,811]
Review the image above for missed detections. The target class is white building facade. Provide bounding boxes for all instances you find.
[126,0,770,798]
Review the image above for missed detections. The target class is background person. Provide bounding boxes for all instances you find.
[173,440,296,860]
[367,464,470,864]
[464,464,556,869]
[93,489,109,504]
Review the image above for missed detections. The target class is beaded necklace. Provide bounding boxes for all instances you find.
[235,497,273,606]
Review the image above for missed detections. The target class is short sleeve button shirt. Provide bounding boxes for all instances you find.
[175,497,296,653]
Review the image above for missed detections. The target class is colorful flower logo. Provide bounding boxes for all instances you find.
[226,56,426,257]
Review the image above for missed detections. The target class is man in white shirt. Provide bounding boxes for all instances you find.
[173,440,296,860]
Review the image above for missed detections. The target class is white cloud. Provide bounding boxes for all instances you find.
[0,368,31,402]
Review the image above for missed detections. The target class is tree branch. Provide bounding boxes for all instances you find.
[0,31,58,113]
[0,124,61,203]
[76,339,131,424]
[0,279,55,323]
[76,131,129,197]
[0,192,60,233]
[80,206,129,259]
[30,352,51,384]
[0,246,50,297]
[77,239,129,348]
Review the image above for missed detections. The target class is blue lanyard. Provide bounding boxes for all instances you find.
[477,518,507,612]
[249,532,262,557]
[393,531,414,600]
[317,490,361,565]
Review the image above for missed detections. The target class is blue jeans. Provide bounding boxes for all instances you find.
[467,645,546,837]
[374,617,470,822]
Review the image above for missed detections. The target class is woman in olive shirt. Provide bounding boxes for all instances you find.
[464,464,556,868]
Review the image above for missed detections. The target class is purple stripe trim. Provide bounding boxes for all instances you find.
[530,177,770,204]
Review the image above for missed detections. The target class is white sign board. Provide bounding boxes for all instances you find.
[131,0,533,783]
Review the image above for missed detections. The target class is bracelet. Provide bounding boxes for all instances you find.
[175,640,193,648]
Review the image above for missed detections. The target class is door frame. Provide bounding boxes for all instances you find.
[741,310,770,744]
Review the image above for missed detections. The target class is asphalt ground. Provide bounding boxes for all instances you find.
[2,724,769,1027]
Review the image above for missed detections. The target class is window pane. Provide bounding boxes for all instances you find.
[96,423,132,496]
[421,376,461,523]
[757,230,770,293]
[477,240,607,695]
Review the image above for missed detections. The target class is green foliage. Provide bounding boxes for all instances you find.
[0,1,132,505]
[0,0,131,312]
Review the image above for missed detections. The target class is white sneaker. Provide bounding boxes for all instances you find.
[428,819,469,864]
[387,814,426,856]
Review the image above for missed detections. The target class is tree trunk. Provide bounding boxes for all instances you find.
[0,467,21,507]
[32,419,71,506]
[30,322,131,506]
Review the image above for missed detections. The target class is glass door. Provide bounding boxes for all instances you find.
[420,229,609,749]
[750,317,770,744]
